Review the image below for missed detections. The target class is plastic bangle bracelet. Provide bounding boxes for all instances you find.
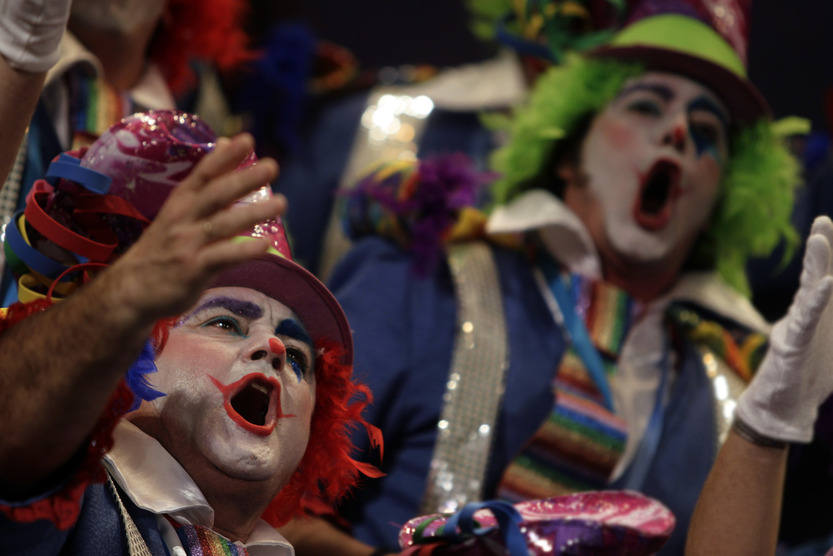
[4,211,73,279]
[74,193,149,225]
[732,416,788,450]
[46,153,112,194]
[3,233,27,277]
[18,273,64,304]
[30,267,78,295]
[25,181,117,262]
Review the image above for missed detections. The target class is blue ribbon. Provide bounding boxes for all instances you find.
[4,211,74,279]
[539,256,615,411]
[432,500,527,556]
[45,153,112,194]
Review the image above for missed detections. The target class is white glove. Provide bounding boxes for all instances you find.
[0,0,72,73]
[737,215,833,443]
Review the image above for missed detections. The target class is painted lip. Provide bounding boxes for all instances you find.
[208,372,294,436]
[632,159,682,232]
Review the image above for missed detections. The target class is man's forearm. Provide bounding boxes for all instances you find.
[0,58,45,184]
[686,429,787,555]
[0,267,153,493]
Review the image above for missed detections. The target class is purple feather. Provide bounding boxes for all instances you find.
[344,153,495,274]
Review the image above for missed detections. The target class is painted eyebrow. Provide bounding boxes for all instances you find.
[181,296,263,324]
[688,96,730,130]
[276,318,313,348]
[617,82,674,102]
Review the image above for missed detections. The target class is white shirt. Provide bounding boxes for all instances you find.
[104,421,294,556]
[487,189,770,477]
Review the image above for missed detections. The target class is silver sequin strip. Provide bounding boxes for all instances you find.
[420,241,509,514]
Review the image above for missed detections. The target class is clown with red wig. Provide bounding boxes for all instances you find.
[0,110,381,555]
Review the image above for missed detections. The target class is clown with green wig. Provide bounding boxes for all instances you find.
[279,1,833,555]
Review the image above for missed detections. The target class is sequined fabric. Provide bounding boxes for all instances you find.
[400,491,675,555]
[174,524,250,556]
[420,241,509,514]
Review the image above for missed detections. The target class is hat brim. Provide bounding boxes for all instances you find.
[591,44,769,126]
[210,255,353,365]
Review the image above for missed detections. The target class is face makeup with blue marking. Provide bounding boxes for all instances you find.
[138,286,316,489]
[563,72,729,266]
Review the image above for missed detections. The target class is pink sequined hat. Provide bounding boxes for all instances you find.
[81,110,352,362]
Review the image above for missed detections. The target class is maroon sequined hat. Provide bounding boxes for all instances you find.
[591,0,768,124]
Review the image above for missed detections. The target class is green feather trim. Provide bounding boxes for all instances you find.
[489,54,641,204]
[700,120,800,295]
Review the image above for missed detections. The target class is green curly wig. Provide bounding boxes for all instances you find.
[489,54,800,296]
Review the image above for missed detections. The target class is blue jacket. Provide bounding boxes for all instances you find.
[330,236,720,554]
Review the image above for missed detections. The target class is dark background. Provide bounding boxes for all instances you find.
[248,0,833,131]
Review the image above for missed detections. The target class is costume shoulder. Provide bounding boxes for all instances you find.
[330,235,458,444]
[341,153,505,276]
[669,272,771,383]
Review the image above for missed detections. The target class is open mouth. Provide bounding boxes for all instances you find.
[632,160,681,231]
[208,373,294,436]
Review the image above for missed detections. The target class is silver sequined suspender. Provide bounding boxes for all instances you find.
[419,241,510,514]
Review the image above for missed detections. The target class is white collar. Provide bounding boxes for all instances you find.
[486,189,770,333]
[103,421,293,554]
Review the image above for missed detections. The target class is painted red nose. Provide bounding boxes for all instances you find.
[672,126,686,148]
[269,338,285,355]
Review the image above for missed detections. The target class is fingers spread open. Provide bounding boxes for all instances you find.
[193,159,279,220]
[200,194,286,244]
[180,133,255,194]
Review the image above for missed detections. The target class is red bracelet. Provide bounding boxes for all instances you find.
[25,180,118,262]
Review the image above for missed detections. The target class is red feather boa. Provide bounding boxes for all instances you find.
[262,340,383,527]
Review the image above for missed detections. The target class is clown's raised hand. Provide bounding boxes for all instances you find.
[737,216,833,442]
[0,134,282,489]
[108,133,284,321]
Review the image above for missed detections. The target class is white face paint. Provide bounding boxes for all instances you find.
[565,72,729,264]
[71,0,167,34]
[148,287,315,485]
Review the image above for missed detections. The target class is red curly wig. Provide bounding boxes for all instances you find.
[150,0,255,94]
